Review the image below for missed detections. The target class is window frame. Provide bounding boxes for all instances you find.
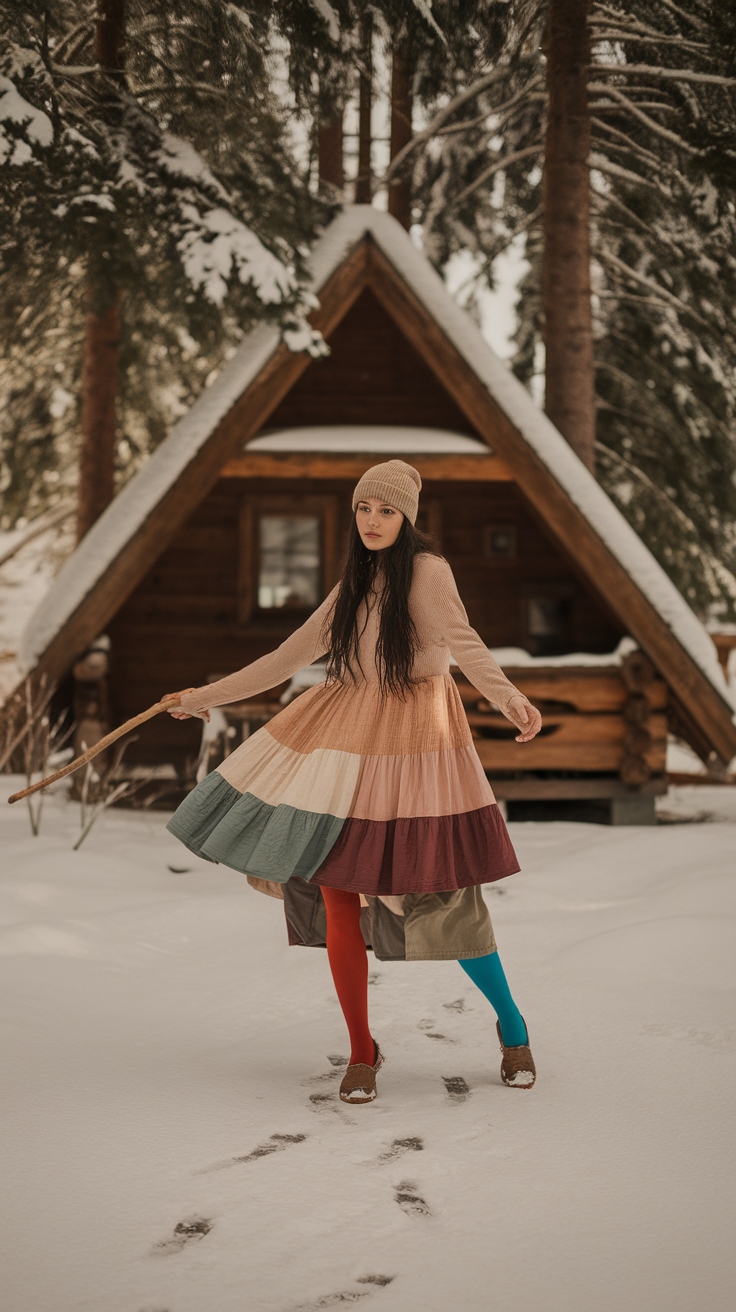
[520,581,576,656]
[237,493,339,625]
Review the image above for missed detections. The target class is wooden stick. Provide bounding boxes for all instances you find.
[7,698,180,804]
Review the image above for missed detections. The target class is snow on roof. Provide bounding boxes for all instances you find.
[247,425,491,454]
[19,206,735,715]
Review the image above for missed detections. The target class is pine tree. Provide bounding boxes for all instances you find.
[0,0,331,533]
[370,1,736,621]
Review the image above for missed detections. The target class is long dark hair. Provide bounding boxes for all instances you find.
[321,511,444,702]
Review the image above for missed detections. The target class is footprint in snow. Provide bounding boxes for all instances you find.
[198,1133,307,1173]
[305,1055,349,1085]
[152,1216,212,1255]
[417,1019,456,1042]
[310,1093,348,1116]
[395,1181,432,1218]
[443,998,465,1012]
[379,1136,423,1163]
[442,1075,471,1103]
[295,1276,394,1309]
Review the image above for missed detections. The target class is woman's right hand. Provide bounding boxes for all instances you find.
[161,689,210,722]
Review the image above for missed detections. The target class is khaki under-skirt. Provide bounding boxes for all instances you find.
[251,876,498,962]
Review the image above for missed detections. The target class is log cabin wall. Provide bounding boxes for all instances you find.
[107,474,623,766]
[264,288,478,432]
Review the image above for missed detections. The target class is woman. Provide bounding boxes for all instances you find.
[164,460,542,1104]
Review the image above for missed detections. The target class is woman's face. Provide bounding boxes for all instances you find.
[356,497,405,551]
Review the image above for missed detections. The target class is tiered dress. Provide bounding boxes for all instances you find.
[167,553,527,961]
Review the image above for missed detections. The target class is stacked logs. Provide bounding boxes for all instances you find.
[619,649,656,787]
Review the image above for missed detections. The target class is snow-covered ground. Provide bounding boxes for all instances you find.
[1,779,734,1312]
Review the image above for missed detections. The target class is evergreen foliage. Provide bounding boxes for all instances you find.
[1,0,735,623]
[384,1,736,619]
[0,0,331,527]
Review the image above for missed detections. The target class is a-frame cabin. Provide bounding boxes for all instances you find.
[17,208,736,819]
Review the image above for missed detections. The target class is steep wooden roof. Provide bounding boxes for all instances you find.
[18,207,736,764]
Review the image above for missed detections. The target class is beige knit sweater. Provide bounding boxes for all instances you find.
[178,552,527,718]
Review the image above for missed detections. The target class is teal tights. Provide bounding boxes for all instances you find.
[458,951,528,1047]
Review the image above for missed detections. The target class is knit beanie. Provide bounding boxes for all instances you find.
[352,459,422,526]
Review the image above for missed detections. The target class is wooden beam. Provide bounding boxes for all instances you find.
[365,240,736,763]
[490,776,668,800]
[467,710,668,748]
[452,667,668,714]
[220,452,514,481]
[473,738,664,772]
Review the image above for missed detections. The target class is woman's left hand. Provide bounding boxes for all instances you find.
[506,694,542,743]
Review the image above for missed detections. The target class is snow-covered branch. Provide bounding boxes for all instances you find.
[589,64,736,87]
[0,75,53,163]
[448,145,544,211]
[410,0,447,45]
[591,118,666,170]
[589,152,660,190]
[376,66,508,189]
[589,29,709,54]
[598,250,712,330]
[589,83,697,153]
[596,442,710,539]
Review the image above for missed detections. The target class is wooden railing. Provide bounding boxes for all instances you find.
[450,651,667,788]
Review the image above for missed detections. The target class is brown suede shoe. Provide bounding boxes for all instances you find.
[339,1042,385,1105]
[496,1019,536,1089]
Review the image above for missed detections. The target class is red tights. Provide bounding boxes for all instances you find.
[321,887,375,1067]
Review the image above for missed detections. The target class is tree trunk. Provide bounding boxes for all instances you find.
[388,43,413,230]
[542,0,595,473]
[318,107,344,189]
[76,292,120,541]
[77,0,126,543]
[355,12,373,204]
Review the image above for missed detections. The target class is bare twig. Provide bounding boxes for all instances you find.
[73,781,130,851]
[0,676,56,774]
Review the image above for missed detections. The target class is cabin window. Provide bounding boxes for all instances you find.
[483,523,517,559]
[522,584,575,656]
[238,494,338,624]
[257,516,321,610]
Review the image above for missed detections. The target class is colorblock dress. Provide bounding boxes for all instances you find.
[167,553,527,962]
